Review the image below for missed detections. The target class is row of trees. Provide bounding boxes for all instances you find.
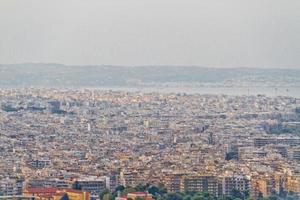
[99,183,299,200]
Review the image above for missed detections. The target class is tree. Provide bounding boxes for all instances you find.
[157,183,168,195]
[135,183,149,192]
[220,195,234,200]
[103,193,112,200]
[191,195,205,200]
[279,188,287,198]
[231,189,244,199]
[257,192,267,200]
[190,192,211,200]
[183,191,195,196]
[183,195,192,200]
[165,192,184,200]
[61,194,69,200]
[100,189,111,200]
[148,185,159,196]
[243,190,250,199]
[116,185,125,192]
[122,187,137,195]
[268,194,280,200]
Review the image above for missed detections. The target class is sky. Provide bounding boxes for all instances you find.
[0,0,299,68]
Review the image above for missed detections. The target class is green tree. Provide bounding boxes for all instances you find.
[148,185,160,196]
[122,187,137,195]
[103,193,112,200]
[220,195,234,200]
[183,195,192,200]
[116,185,125,192]
[135,183,149,192]
[100,189,111,200]
[157,183,168,195]
[165,192,184,200]
[231,189,244,199]
[190,192,210,200]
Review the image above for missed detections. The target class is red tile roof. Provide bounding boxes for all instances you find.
[26,187,90,199]
[26,188,58,194]
[130,192,147,195]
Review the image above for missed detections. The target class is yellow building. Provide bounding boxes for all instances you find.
[64,189,90,200]
[286,173,300,193]
[23,188,90,200]
[251,175,278,199]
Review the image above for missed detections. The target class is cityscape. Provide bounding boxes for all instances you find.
[1,0,300,199]
[0,88,299,200]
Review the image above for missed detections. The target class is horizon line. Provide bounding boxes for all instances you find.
[0,62,299,70]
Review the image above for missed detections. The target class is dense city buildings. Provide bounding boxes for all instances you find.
[0,88,299,199]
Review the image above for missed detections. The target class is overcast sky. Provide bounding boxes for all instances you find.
[0,0,299,68]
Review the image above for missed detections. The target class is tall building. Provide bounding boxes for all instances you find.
[72,177,108,199]
[251,175,279,198]
[109,171,121,191]
[0,177,24,196]
[27,179,71,189]
[162,172,185,192]
[122,170,143,187]
[182,175,220,197]
[221,174,250,196]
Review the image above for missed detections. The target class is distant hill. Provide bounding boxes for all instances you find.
[0,63,299,88]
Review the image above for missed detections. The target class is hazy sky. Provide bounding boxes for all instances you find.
[0,0,299,68]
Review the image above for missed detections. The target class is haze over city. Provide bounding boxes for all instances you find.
[1,1,300,200]
[0,0,300,68]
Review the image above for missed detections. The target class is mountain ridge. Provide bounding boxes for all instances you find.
[0,63,299,88]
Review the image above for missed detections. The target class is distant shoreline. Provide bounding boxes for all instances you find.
[1,86,299,98]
